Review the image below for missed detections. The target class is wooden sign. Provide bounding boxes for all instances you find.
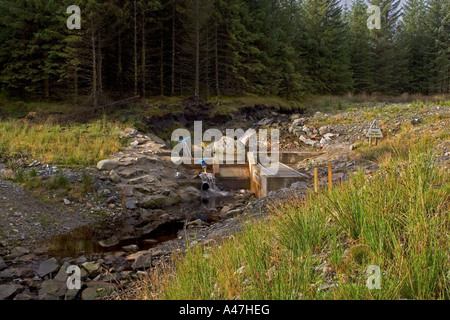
[366,120,383,139]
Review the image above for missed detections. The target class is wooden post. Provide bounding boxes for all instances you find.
[314,169,319,193]
[328,162,333,192]
[375,138,378,146]
[369,137,373,147]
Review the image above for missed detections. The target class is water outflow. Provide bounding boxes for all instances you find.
[199,172,229,196]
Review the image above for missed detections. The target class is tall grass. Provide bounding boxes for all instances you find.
[126,138,449,300]
[0,120,126,167]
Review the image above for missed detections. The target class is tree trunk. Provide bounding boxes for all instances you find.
[142,8,146,98]
[215,22,220,104]
[98,31,103,96]
[134,0,138,97]
[118,31,123,93]
[160,37,164,96]
[171,1,176,96]
[44,75,49,100]
[91,19,98,108]
[194,0,200,99]
[74,61,78,104]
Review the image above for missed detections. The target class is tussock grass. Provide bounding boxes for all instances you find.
[0,119,126,168]
[125,134,449,300]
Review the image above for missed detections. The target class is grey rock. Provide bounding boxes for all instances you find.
[109,170,122,183]
[119,128,138,139]
[54,262,70,282]
[97,160,120,171]
[126,199,138,210]
[179,187,201,202]
[38,258,60,277]
[81,282,116,300]
[82,262,101,277]
[122,245,139,253]
[0,269,14,279]
[174,172,185,180]
[65,288,80,300]
[99,237,119,248]
[10,246,30,258]
[0,257,6,270]
[14,293,38,300]
[132,253,153,270]
[140,195,181,209]
[39,279,67,300]
[0,284,24,300]
[63,198,71,205]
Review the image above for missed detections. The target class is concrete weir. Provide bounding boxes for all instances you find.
[211,152,311,198]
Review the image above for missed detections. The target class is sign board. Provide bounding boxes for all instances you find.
[366,120,383,139]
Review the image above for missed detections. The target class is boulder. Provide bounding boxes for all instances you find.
[132,253,153,270]
[122,245,139,253]
[82,262,101,277]
[0,257,6,271]
[98,237,120,248]
[37,258,60,278]
[9,246,30,258]
[119,128,138,139]
[179,187,201,202]
[0,284,24,300]
[39,280,67,300]
[140,195,181,209]
[97,160,120,171]
[81,282,116,300]
[109,170,122,183]
[54,262,70,282]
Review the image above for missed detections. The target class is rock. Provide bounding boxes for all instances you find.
[10,246,30,258]
[0,257,6,270]
[132,253,153,270]
[126,199,138,210]
[0,269,14,279]
[38,258,60,277]
[14,293,38,300]
[0,284,24,300]
[103,189,111,196]
[14,212,23,217]
[122,245,139,253]
[319,126,330,136]
[299,135,317,147]
[292,118,307,127]
[179,187,201,202]
[82,262,101,277]
[117,168,146,179]
[128,174,159,185]
[119,128,138,139]
[54,262,70,282]
[97,160,120,171]
[18,253,36,262]
[174,172,185,180]
[63,198,71,205]
[221,208,243,219]
[65,288,80,300]
[99,237,119,248]
[109,170,122,183]
[187,219,205,227]
[39,280,67,300]
[291,181,309,190]
[140,195,181,209]
[81,282,116,300]
[317,282,338,292]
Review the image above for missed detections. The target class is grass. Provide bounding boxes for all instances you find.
[124,131,449,300]
[0,118,127,168]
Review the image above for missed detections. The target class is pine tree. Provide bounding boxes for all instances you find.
[348,0,375,93]
[299,0,353,94]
